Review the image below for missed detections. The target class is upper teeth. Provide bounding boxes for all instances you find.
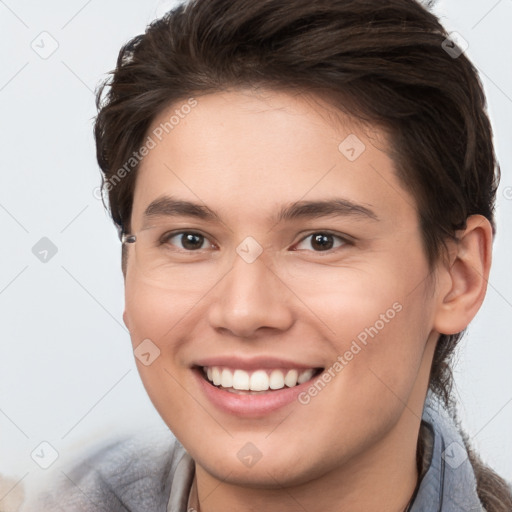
[203,367,316,391]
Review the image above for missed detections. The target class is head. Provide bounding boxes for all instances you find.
[95,0,498,493]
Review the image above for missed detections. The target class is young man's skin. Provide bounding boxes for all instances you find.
[122,89,492,512]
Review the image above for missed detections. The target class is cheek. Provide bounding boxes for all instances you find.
[297,287,432,458]
[123,270,200,347]
[123,278,196,429]
[304,266,434,396]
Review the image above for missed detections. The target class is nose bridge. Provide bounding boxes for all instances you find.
[207,247,294,336]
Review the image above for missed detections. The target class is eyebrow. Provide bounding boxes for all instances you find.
[144,196,220,222]
[274,199,378,223]
[143,196,379,224]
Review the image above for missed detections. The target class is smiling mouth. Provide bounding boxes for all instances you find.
[198,366,324,394]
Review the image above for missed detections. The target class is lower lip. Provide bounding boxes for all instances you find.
[193,369,316,417]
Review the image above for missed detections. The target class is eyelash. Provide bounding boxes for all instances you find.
[292,231,350,252]
[159,230,351,253]
[161,231,216,251]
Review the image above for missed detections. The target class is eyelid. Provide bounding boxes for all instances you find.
[157,228,354,252]
[290,230,354,251]
[160,229,218,250]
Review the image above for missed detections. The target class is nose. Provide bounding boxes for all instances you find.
[207,250,295,338]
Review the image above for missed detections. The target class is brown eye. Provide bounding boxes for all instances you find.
[181,233,205,250]
[294,232,347,252]
[311,233,334,251]
[164,232,210,250]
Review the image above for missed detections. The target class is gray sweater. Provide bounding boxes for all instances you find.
[22,391,506,511]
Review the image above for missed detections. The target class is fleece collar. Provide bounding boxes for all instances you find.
[408,390,483,512]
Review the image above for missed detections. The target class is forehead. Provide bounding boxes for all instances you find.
[132,88,416,229]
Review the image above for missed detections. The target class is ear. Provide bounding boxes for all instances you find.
[433,214,493,335]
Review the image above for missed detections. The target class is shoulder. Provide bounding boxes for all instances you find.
[22,429,186,512]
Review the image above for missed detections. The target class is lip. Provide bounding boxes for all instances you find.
[194,355,319,372]
[192,366,322,417]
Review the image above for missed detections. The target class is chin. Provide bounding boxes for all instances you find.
[194,442,332,489]
[204,461,313,489]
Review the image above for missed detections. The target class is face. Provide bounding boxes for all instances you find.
[123,89,441,488]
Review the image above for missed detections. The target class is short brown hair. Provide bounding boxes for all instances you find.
[94,0,509,508]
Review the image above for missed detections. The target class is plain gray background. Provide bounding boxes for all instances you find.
[1,0,511,498]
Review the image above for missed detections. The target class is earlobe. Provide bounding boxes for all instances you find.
[433,215,493,335]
